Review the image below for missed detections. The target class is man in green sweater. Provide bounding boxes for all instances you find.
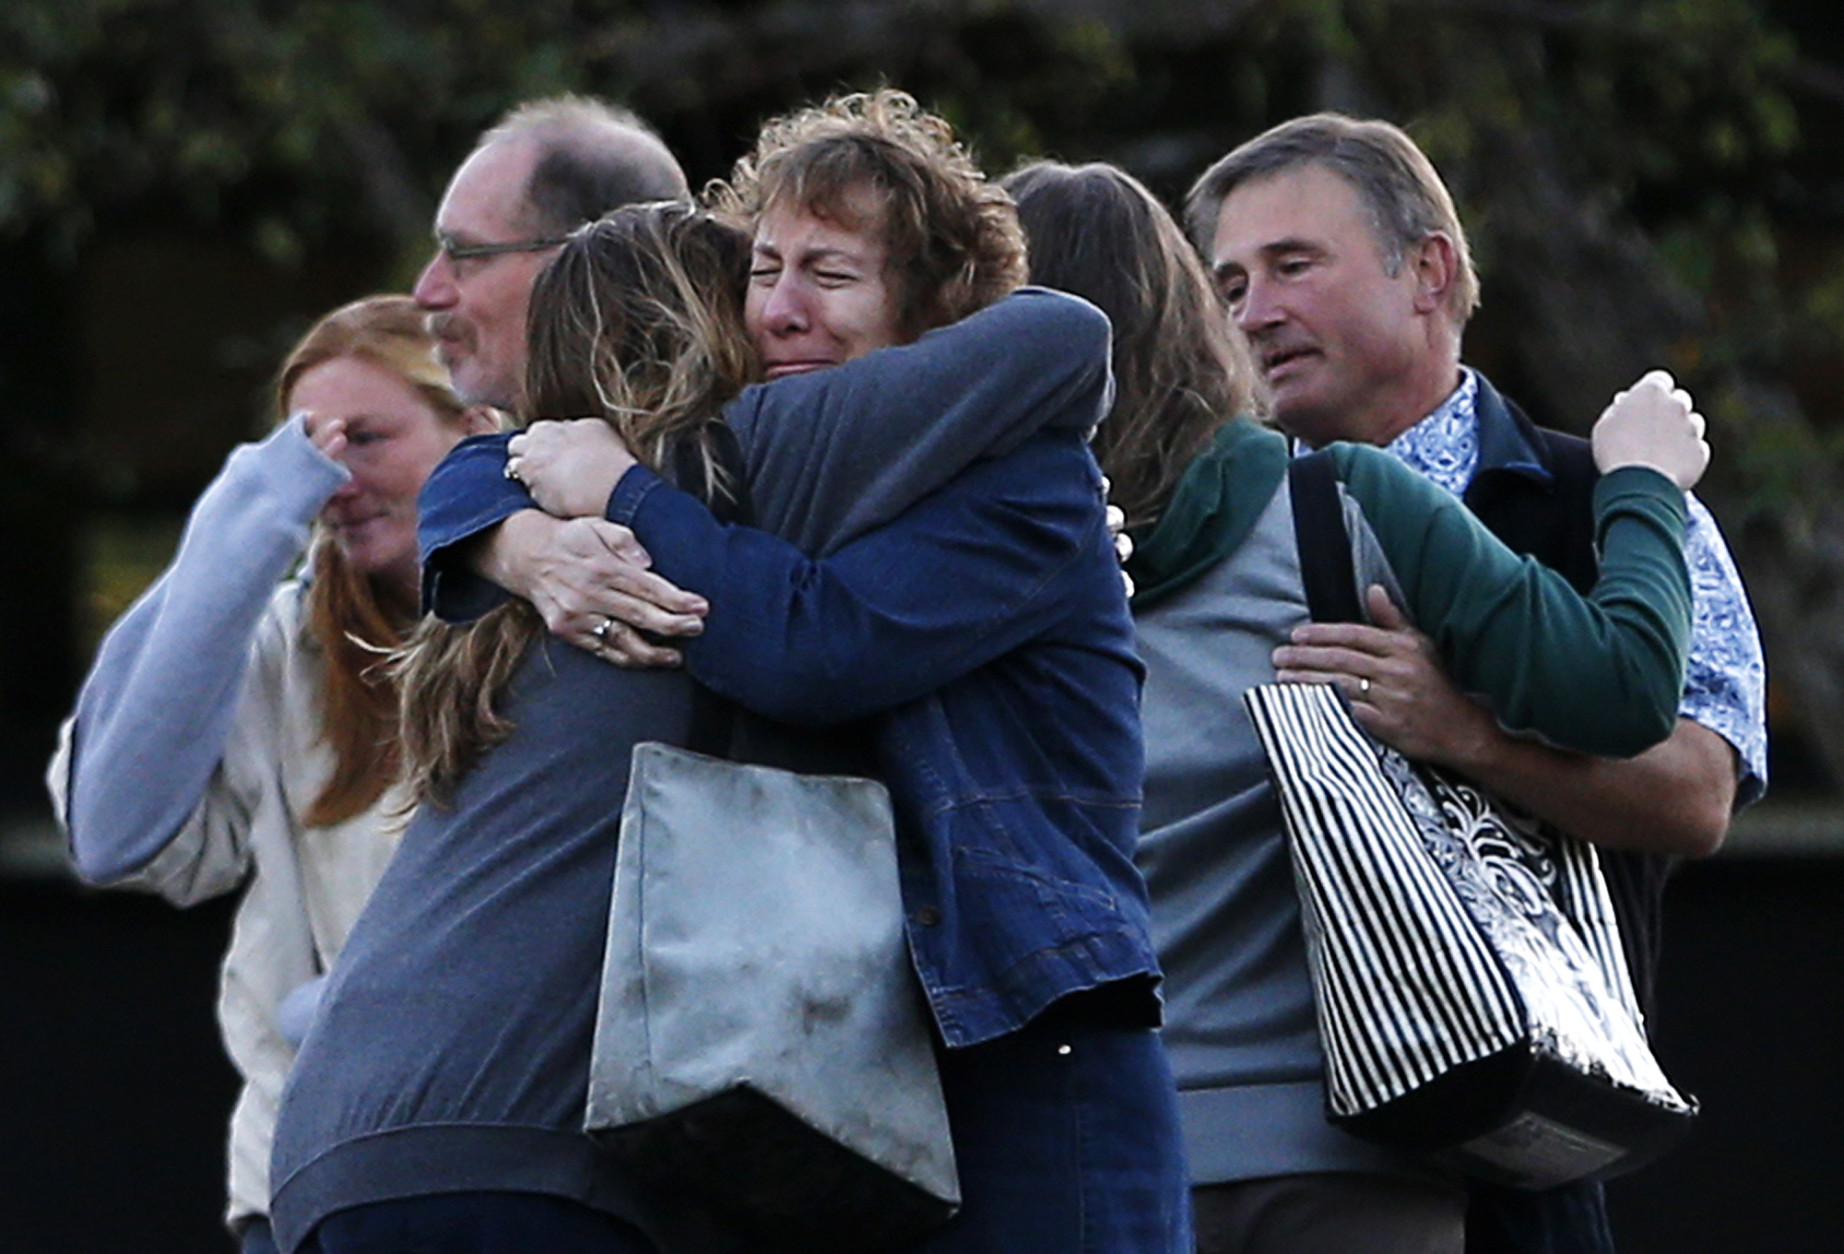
[1187,112,1766,1254]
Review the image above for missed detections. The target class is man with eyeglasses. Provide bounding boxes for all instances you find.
[413,96,689,413]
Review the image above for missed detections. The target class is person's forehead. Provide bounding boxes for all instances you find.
[286,353,419,413]
[435,137,540,238]
[754,187,889,256]
[1212,163,1371,263]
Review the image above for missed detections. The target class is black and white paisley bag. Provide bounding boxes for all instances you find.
[1246,680,1696,1188]
[1252,453,1697,1189]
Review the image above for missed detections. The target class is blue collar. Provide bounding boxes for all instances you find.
[1290,368,1557,495]
[1470,370,1554,486]
[1387,368,1480,496]
[1384,368,1555,495]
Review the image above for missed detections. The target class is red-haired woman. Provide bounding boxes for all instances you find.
[47,295,496,1254]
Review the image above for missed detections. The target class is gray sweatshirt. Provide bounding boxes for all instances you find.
[47,418,400,1227]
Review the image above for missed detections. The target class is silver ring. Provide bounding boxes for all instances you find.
[1357,676,1371,697]
[591,617,614,645]
[504,458,522,482]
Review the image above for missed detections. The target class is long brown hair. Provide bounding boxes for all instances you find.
[395,202,754,805]
[274,295,475,827]
[1003,160,1262,530]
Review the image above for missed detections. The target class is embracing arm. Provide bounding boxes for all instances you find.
[1279,584,1739,855]
[607,432,1112,725]
[1432,712,1737,856]
[1333,452,1693,759]
[420,289,1114,662]
[418,289,1111,568]
[728,287,1113,554]
[1489,491,1765,852]
[417,431,536,620]
[417,433,705,667]
[1278,373,1748,849]
[52,420,346,886]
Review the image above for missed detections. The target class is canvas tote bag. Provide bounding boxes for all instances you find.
[1244,452,1697,1189]
[584,740,960,1249]
[583,431,959,1249]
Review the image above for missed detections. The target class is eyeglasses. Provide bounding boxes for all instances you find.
[435,233,571,264]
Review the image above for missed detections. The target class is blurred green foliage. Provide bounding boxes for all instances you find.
[6,0,1832,387]
[4,0,1844,776]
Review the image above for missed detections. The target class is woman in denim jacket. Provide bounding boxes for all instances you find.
[278,94,1185,1254]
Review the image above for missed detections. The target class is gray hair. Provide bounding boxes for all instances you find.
[478,95,690,235]
[1185,113,1479,324]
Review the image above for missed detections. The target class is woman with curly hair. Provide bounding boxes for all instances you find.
[274,93,1176,1251]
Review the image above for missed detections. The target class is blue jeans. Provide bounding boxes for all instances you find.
[917,1016,1191,1254]
[1193,1172,1466,1254]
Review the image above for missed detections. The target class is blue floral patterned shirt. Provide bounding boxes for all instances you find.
[1386,367,1768,803]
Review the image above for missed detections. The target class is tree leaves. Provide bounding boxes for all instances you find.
[4,0,1842,785]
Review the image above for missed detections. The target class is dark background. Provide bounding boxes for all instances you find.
[4,849,1838,1252]
[4,1,1842,1250]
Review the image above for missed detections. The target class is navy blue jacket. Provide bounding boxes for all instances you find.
[1463,374,1669,1021]
[604,433,1159,1047]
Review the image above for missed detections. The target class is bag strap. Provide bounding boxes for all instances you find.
[1288,449,1363,625]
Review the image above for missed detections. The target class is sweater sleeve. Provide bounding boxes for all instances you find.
[51,420,348,886]
[726,288,1114,557]
[607,431,1110,726]
[415,290,1113,617]
[1335,446,1692,758]
[416,431,527,621]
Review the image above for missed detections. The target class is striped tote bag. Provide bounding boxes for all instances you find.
[1245,681,1697,1188]
[1257,451,1697,1189]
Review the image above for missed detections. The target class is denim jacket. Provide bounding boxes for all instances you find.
[604,432,1158,1048]
[414,289,1161,1048]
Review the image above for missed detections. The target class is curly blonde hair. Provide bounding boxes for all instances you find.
[707,88,1026,338]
